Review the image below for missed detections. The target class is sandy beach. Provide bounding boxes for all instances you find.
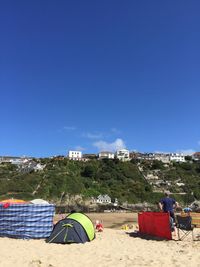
[1,213,200,267]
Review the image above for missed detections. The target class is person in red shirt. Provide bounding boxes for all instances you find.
[95,220,103,232]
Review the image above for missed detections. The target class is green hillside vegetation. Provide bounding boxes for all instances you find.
[0,158,200,205]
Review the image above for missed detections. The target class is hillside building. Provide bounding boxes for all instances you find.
[96,194,112,204]
[98,151,115,160]
[192,152,200,161]
[68,151,82,160]
[116,149,130,161]
[169,153,185,163]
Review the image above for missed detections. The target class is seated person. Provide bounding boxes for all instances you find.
[183,207,192,213]
[95,220,103,232]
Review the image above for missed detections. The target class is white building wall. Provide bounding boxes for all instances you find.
[154,154,170,163]
[99,152,115,159]
[96,194,112,204]
[68,150,82,160]
[116,149,130,161]
[169,153,185,163]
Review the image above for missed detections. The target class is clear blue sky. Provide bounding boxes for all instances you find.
[1,0,200,157]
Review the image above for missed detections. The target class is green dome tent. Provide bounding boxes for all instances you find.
[46,212,95,244]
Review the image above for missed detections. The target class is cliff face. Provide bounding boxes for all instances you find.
[0,158,199,205]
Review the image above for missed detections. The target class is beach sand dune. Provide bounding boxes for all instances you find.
[1,213,200,267]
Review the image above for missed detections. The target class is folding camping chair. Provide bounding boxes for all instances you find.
[176,215,194,241]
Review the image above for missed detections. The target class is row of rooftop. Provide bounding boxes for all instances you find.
[1,150,200,165]
[68,150,200,163]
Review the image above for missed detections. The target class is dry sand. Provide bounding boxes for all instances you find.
[1,213,200,267]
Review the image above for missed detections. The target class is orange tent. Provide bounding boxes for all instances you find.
[0,199,26,204]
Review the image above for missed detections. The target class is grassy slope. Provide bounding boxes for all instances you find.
[0,158,200,205]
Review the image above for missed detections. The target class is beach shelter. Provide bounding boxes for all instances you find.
[0,199,26,208]
[0,203,55,239]
[30,199,49,204]
[46,212,95,244]
[138,212,172,240]
[0,199,26,204]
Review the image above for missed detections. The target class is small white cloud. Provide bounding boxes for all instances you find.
[83,132,103,139]
[75,146,86,151]
[176,149,195,155]
[93,138,126,152]
[111,128,121,135]
[64,126,76,131]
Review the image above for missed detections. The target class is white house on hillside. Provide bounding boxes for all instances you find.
[34,163,46,171]
[192,152,200,161]
[154,153,170,163]
[68,150,82,160]
[169,153,185,163]
[98,151,115,160]
[96,194,112,204]
[116,149,130,161]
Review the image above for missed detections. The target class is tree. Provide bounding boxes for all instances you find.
[81,165,96,178]
[180,162,193,171]
[151,160,165,170]
[185,156,192,161]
